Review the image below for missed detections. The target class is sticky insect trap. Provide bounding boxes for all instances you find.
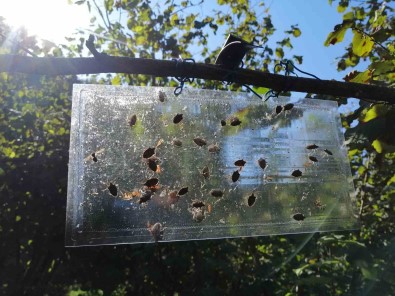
[65,85,358,246]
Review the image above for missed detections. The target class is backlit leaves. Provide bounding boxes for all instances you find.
[352,30,374,57]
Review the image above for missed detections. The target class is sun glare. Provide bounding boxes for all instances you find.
[1,0,91,43]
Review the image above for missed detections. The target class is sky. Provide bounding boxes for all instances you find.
[0,0,367,84]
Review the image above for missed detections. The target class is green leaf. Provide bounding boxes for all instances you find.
[275,47,284,59]
[352,30,374,57]
[343,12,354,20]
[360,104,389,123]
[293,28,301,37]
[324,21,352,46]
[344,69,373,84]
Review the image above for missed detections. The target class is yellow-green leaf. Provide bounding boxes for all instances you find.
[275,47,284,59]
[324,22,352,46]
[344,69,373,84]
[360,105,389,123]
[293,28,301,37]
[16,215,22,222]
[352,30,374,57]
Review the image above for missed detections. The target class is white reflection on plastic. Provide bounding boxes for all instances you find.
[65,85,358,246]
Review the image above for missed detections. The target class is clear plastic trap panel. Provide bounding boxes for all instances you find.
[66,85,358,246]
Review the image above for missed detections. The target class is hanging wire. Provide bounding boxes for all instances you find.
[265,59,321,101]
[173,56,196,96]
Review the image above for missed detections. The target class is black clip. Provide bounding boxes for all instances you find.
[173,56,195,96]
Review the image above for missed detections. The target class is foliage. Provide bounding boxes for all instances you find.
[0,1,394,295]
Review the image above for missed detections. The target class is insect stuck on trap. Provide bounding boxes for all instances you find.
[193,137,207,147]
[147,222,164,242]
[231,170,240,182]
[257,158,267,170]
[247,193,257,207]
[158,91,166,102]
[306,144,319,150]
[210,189,224,198]
[230,116,242,126]
[139,190,153,204]
[143,147,156,159]
[291,169,303,177]
[309,156,318,162]
[107,182,118,196]
[323,148,333,155]
[208,143,221,153]
[292,213,305,221]
[172,138,183,147]
[178,187,189,196]
[173,113,183,124]
[201,166,210,179]
[234,159,246,168]
[190,207,206,222]
[128,114,137,127]
[283,103,294,111]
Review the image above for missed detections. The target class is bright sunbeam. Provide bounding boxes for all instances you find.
[1,0,91,43]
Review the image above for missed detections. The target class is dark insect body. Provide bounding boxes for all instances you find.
[275,105,283,114]
[210,189,224,197]
[129,114,137,127]
[108,183,118,196]
[144,178,159,187]
[309,156,318,162]
[247,193,256,207]
[230,117,242,126]
[192,200,205,208]
[293,213,305,221]
[91,153,98,162]
[148,222,164,242]
[208,144,220,153]
[306,144,319,150]
[323,149,333,155]
[173,113,183,124]
[221,120,226,126]
[147,158,158,172]
[201,166,210,179]
[178,187,189,196]
[172,139,182,147]
[158,91,166,102]
[143,147,156,158]
[283,103,294,111]
[232,170,240,182]
[193,137,207,147]
[257,158,267,170]
[139,190,153,204]
[292,169,303,177]
[234,159,246,167]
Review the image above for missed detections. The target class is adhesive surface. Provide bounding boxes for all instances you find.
[66,85,358,246]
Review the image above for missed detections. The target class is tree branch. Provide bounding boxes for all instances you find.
[0,54,394,103]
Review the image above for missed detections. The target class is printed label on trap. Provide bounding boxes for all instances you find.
[65,85,358,246]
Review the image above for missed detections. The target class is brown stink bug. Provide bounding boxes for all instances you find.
[139,190,153,204]
[144,178,159,187]
[172,139,182,147]
[283,103,294,111]
[91,152,98,163]
[158,91,166,102]
[107,183,118,196]
[291,169,303,177]
[247,193,256,207]
[306,144,319,150]
[210,189,224,198]
[147,157,159,172]
[323,149,333,155]
[201,166,210,179]
[191,207,205,222]
[208,144,221,153]
[173,113,183,124]
[231,170,240,182]
[292,213,305,221]
[143,147,156,158]
[275,105,283,114]
[178,187,189,196]
[147,222,164,242]
[257,158,267,170]
[128,114,137,127]
[191,200,205,208]
[221,120,226,126]
[234,159,246,167]
[193,137,207,147]
[309,156,318,162]
[230,117,242,126]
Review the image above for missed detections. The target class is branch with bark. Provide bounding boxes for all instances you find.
[0,52,394,104]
